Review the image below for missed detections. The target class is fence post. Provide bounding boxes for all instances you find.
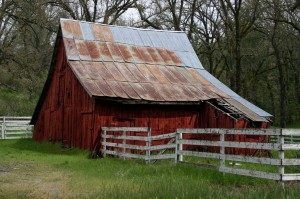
[146,128,151,164]
[103,130,107,157]
[175,129,183,163]
[220,130,225,174]
[123,130,126,160]
[279,129,285,188]
[2,116,6,139]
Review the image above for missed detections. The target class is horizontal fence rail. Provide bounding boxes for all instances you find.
[176,128,300,182]
[0,117,33,139]
[101,127,176,163]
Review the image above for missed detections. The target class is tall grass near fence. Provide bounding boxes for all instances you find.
[1,139,300,198]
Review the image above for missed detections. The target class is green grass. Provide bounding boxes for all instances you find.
[1,139,300,198]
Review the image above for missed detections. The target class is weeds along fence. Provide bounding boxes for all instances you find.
[101,127,176,163]
[176,128,300,182]
[0,117,33,139]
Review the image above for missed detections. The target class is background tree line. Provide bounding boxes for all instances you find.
[0,0,299,127]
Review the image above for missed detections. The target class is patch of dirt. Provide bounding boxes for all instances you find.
[0,162,73,199]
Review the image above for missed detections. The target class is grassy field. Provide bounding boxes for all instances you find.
[1,139,300,199]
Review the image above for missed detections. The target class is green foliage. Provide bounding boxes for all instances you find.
[1,139,300,198]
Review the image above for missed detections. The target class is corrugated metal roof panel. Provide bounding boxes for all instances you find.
[69,61,89,79]
[92,62,115,81]
[125,63,148,82]
[107,81,128,99]
[103,62,126,82]
[81,61,102,80]
[135,64,159,83]
[85,41,101,61]
[156,48,174,65]
[106,42,124,62]
[127,28,144,46]
[80,22,94,40]
[136,46,154,64]
[138,30,153,47]
[225,98,267,122]
[176,51,193,67]
[92,24,114,42]
[81,78,103,97]
[114,62,137,82]
[69,21,83,40]
[94,79,116,97]
[119,82,140,99]
[146,64,170,84]
[159,65,180,84]
[112,26,134,44]
[232,96,272,117]
[98,42,113,62]
[140,83,165,101]
[130,82,153,101]
[118,43,135,63]
[61,20,74,39]
[128,45,144,64]
[63,38,80,60]
[166,50,184,66]
[147,47,165,65]
[74,40,91,61]
[147,30,164,48]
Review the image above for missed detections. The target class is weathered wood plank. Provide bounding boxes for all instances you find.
[102,142,147,150]
[150,132,176,140]
[178,150,220,159]
[282,129,300,136]
[282,159,300,166]
[224,154,280,165]
[101,127,149,132]
[282,144,300,150]
[177,128,281,135]
[219,166,281,181]
[282,174,300,181]
[150,144,176,150]
[178,139,280,150]
[102,134,148,141]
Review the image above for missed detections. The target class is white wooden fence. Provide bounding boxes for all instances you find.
[176,128,300,182]
[101,127,176,163]
[0,117,33,139]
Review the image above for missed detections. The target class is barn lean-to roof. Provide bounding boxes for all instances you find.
[31,18,272,124]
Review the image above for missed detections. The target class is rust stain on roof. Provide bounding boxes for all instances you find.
[159,65,180,84]
[69,21,83,40]
[166,50,184,66]
[107,81,128,99]
[118,44,135,62]
[130,82,153,101]
[135,64,159,83]
[147,47,165,65]
[136,46,154,64]
[125,63,148,82]
[81,61,102,80]
[156,48,174,65]
[129,46,144,63]
[106,42,124,62]
[94,79,116,97]
[81,78,103,96]
[98,42,113,61]
[114,62,137,82]
[92,62,115,81]
[91,24,114,42]
[85,41,100,61]
[63,38,79,59]
[103,62,126,82]
[119,82,140,99]
[146,65,170,84]
[140,83,165,101]
[75,40,91,60]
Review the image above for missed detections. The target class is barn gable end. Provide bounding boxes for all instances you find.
[31,19,271,150]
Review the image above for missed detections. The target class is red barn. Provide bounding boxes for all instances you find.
[31,19,271,152]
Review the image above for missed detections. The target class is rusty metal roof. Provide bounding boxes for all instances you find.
[59,19,271,121]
